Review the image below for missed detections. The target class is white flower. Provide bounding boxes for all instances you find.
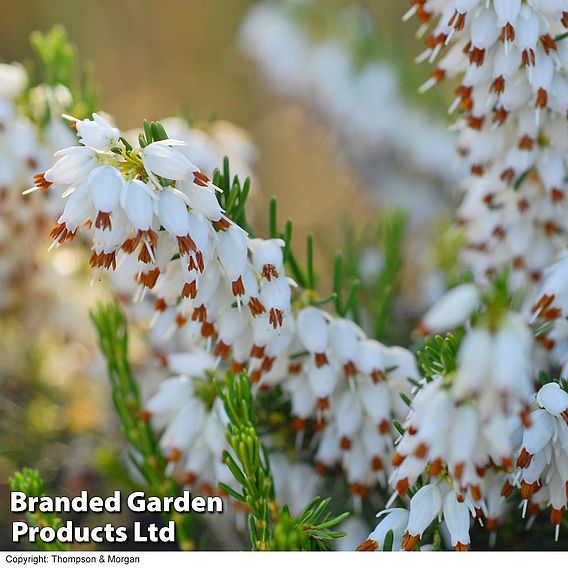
[403,483,443,550]
[419,284,480,333]
[142,140,198,181]
[44,146,97,185]
[442,491,474,550]
[76,113,119,151]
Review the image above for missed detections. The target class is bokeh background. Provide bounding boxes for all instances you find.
[0,0,457,550]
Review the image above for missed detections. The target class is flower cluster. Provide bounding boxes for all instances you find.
[40,113,420,507]
[37,114,291,340]
[142,349,232,498]
[515,381,568,541]
[367,279,540,550]
[0,62,78,309]
[409,0,568,297]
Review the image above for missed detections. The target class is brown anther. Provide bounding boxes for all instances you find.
[492,226,506,240]
[136,268,160,289]
[315,352,328,368]
[193,170,211,186]
[249,369,262,383]
[448,10,466,31]
[493,106,509,125]
[268,307,283,329]
[536,88,548,109]
[378,419,390,435]
[471,485,482,501]
[455,542,469,551]
[191,305,207,323]
[540,34,557,54]
[483,193,495,206]
[518,135,534,151]
[467,115,485,130]
[486,518,498,533]
[168,448,181,462]
[371,369,387,383]
[502,457,513,472]
[469,47,486,66]
[343,361,357,377]
[139,409,151,422]
[562,11,568,28]
[261,356,275,372]
[214,341,231,358]
[177,235,197,255]
[522,48,536,67]
[292,417,306,432]
[315,462,328,476]
[475,466,486,477]
[175,314,188,328]
[551,508,565,525]
[415,321,429,337]
[501,481,513,498]
[201,321,215,337]
[518,198,529,212]
[454,462,465,480]
[184,472,197,485]
[49,222,77,244]
[232,276,245,297]
[340,436,352,450]
[401,531,419,551]
[391,452,405,467]
[154,298,168,313]
[182,280,197,299]
[371,456,383,471]
[500,168,515,184]
[213,217,230,231]
[429,457,443,477]
[520,407,533,428]
[538,336,555,351]
[356,539,378,552]
[513,256,525,270]
[414,443,428,459]
[262,264,279,281]
[396,478,410,497]
[95,211,112,230]
[552,188,564,203]
[33,172,51,192]
[230,361,246,373]
[288,362,302,375]
[250,344,265,358]
[520,480,539,499]
[349,483,369,498]
[432,67,446,83]
[248,297,266,316]
[500,23,515,42]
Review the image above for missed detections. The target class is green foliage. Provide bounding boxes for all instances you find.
[417,331,463,382]
[216,372,276,550]
[90,302,195,550]
[212,157,253,234]
[9,468,69,551]
[372,210,405,340]
[138,119,169,148]
[27,26,98,123]
[217,373,348,551]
